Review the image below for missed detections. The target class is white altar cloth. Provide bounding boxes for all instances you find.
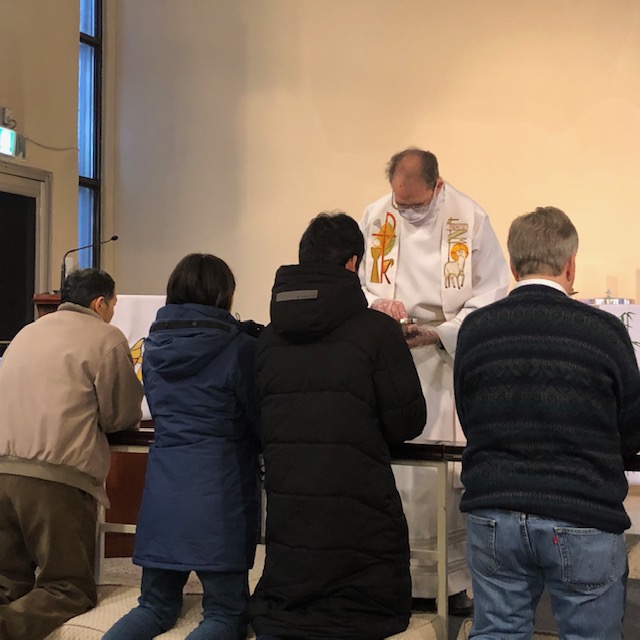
[111,295,165,420]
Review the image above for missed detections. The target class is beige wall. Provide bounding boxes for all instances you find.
[2,1,640,313]
[105,0,640,321]
[0,0,79,291]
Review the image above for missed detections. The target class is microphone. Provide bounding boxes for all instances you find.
[59,235,119,292]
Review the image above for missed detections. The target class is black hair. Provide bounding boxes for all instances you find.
[298,211,365,269]
[60,268,115,307]
[166,253,236,310]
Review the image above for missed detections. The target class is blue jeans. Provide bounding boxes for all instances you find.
[466,509,628,640]
[103,567,249,640]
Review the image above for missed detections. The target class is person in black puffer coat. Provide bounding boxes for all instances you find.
[250,212,426,640]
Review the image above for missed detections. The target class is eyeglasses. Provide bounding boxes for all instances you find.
[391,186,439,214]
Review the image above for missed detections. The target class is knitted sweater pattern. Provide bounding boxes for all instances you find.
[455,285,640,534]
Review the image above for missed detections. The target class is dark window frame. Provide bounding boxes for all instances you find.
[79,0,103,266]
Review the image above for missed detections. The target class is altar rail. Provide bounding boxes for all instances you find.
[104,429,640,640]
[107,429,640,470]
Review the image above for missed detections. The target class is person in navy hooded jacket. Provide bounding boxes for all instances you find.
[104,253,261,640]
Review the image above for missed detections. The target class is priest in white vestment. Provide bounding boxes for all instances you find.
[359,148,510,610]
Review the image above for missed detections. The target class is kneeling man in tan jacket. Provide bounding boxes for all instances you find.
[0,268,143,640]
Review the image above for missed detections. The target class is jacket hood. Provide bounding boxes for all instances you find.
[269,264,367,343]
[144,303,239,379]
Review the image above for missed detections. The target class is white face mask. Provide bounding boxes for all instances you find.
[395,188,440,224]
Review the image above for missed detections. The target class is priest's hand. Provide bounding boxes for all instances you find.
[371,298,407,320]
[405,326,442,350]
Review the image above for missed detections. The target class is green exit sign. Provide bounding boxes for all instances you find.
[0,126,25,158]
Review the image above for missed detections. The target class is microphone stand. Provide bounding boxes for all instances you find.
[59,235,118,292]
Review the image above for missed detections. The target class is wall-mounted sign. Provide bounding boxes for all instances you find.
[0,126,25,158]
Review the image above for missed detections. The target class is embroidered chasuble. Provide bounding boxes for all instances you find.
[359,182,510,597]
[364,191,475,327]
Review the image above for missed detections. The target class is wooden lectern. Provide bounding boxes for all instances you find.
[33,292,61,317]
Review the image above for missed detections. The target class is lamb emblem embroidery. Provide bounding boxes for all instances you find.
[444,218,469,289]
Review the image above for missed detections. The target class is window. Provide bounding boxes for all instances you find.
[78,0,102,268]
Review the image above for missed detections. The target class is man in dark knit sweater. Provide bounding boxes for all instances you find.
[454,206,640,639]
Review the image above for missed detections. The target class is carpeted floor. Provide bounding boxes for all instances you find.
[102,535,640,640]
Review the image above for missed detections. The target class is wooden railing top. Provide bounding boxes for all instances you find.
[107,424,640,470]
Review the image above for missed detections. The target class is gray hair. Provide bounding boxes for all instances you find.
[508,206,579,277]
[385,147,439,187]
